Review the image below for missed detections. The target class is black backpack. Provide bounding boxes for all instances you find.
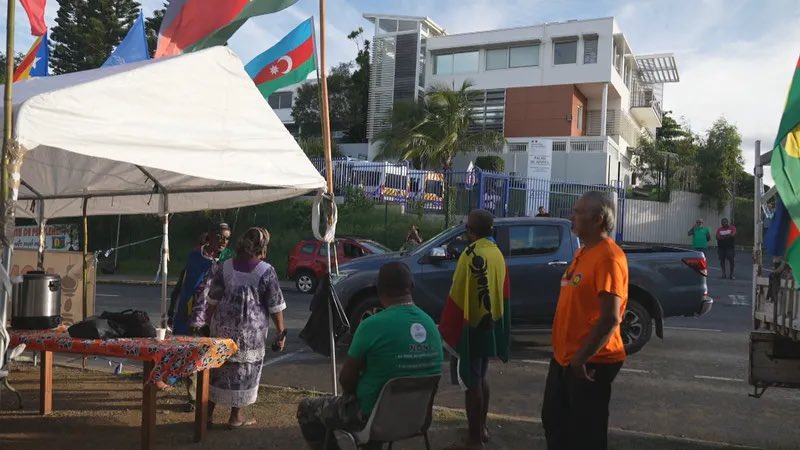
[100,309,157,338]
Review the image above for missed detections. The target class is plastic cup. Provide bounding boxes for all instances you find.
[155,328,166,341]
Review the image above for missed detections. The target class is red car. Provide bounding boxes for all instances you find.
[288,237,391,293]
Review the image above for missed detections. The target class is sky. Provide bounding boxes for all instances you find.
[3,0,800,182]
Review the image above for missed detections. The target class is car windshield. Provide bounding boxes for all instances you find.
[359,240,392,254]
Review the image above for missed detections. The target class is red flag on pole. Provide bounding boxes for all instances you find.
[20,0,48,36]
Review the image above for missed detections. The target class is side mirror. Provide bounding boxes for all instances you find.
[428,246,447,262]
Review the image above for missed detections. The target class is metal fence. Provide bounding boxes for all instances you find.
[310,158,625,238]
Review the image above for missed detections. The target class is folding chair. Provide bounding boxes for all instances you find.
[0,292,25,409]
[332,375,440,450]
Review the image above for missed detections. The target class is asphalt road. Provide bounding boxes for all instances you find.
[92,251,800,449]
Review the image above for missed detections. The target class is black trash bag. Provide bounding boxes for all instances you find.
[100,309,157,338]
[299,275,350,357]
[68,318,124,340]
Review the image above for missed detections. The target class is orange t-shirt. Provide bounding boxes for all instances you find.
[551,237,629,366]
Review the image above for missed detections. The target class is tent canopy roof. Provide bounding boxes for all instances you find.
[4,46,325,219]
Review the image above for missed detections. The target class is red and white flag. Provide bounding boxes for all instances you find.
[20,0,47,36]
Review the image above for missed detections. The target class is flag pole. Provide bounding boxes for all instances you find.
[318,0,339,396]
[3,0,15,208]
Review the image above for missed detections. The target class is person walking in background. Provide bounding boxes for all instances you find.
[296,262,442,449]
[542,191,628,450]
[688,219,711,258]
[536,206,551,217]
[716,218,737,280]
[200,227,287,429]
[439,209,510,449]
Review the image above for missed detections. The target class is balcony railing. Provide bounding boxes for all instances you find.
[506,136,619,155]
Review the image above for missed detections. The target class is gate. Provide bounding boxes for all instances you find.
[478,171,511,218]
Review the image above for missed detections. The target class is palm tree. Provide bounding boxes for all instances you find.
[376,81,506,170]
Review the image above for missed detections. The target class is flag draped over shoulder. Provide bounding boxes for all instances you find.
[13,33,48,82]
[438,238,510,388]
[155,0,300,58]
[20,0,47,36]
[245,18,315,99]
[103,13,150,67]
[769,55,800,283]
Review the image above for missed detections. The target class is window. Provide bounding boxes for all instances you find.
[378,19,398,33]
[554,39,578,65]
[267,92,292,109]
[398,20,417,32]
[435,51,478,74]
[583,36,598,64]
[318,241,338,257]
[486,48,509,70]
[452,51,479,73]
[342,242,365,259]
[509,45,539,68]
[508,226,561,256]
[443,232,469,260]
[469,89,506,133]
[300,243,316,254]
[576,105,583,131]
[434,54,453,75]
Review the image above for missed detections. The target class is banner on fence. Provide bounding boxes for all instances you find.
[527,139,553,216]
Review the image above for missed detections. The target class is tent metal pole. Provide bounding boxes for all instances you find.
[82,199,89,321]
[2,0,14,206]
[36,201,46,270]
[160,194,169,328]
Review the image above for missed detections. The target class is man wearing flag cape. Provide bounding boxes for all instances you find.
[439,209,511,449]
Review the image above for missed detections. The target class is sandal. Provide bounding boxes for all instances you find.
[227,418,256,429]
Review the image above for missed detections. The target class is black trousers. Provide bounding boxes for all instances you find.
[542,358,623,450]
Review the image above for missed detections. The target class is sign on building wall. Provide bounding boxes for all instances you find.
[14,224,80,252]
[526,139,553,216]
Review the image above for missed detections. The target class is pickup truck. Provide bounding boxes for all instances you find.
[332,217,713,354]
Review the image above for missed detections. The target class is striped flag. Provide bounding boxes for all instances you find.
[20,0,47,36]
[245,18,315,99]
[13,33,48,82]
[769,55,800,283]
[155,0,299,58]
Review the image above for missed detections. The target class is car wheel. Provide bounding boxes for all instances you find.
[621,299,653,355]
[295,271,317,294]
[349,295,384,331]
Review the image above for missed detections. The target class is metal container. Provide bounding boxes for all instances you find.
[11,271,62,330]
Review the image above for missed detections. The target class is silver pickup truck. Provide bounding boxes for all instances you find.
[332,217,713,354]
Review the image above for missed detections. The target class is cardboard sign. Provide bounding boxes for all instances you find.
[10,249,96,326]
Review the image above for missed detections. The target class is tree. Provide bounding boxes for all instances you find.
[0,52,24,83]
[296,136,342,159]
[475,155,505,172]
[630,111,697,198]
[50,0,141,74]
[695,118,743,209]
[375,81,506,170]
[145,2,168,57]
[346,27,370,143]
[291,63,352,136]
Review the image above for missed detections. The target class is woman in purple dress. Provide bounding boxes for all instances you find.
[202,227,286,428]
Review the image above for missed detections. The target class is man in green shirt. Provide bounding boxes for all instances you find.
[688,219,711,257]
[297,262,443,449]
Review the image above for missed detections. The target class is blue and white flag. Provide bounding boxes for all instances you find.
[102,13,150,67]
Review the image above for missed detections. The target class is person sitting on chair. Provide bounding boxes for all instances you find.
[296,262,443,449]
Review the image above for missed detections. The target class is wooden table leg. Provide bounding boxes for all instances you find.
[194,369,210,443]
[39,351,52,415]
[141,361,157,450]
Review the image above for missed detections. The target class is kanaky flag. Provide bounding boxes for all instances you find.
[20,0,47,36]
[245,18,315,99]
[770,54,800,283]
[155,0,299,58]
[13,33,48,82]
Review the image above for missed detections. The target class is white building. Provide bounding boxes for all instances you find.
[365,15,679,186]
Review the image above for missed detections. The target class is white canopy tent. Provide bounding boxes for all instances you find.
[0,46,326,324]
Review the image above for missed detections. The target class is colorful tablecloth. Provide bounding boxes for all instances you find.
[9,329,239,384]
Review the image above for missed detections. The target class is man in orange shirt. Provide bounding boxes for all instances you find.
[542,191,628,450]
